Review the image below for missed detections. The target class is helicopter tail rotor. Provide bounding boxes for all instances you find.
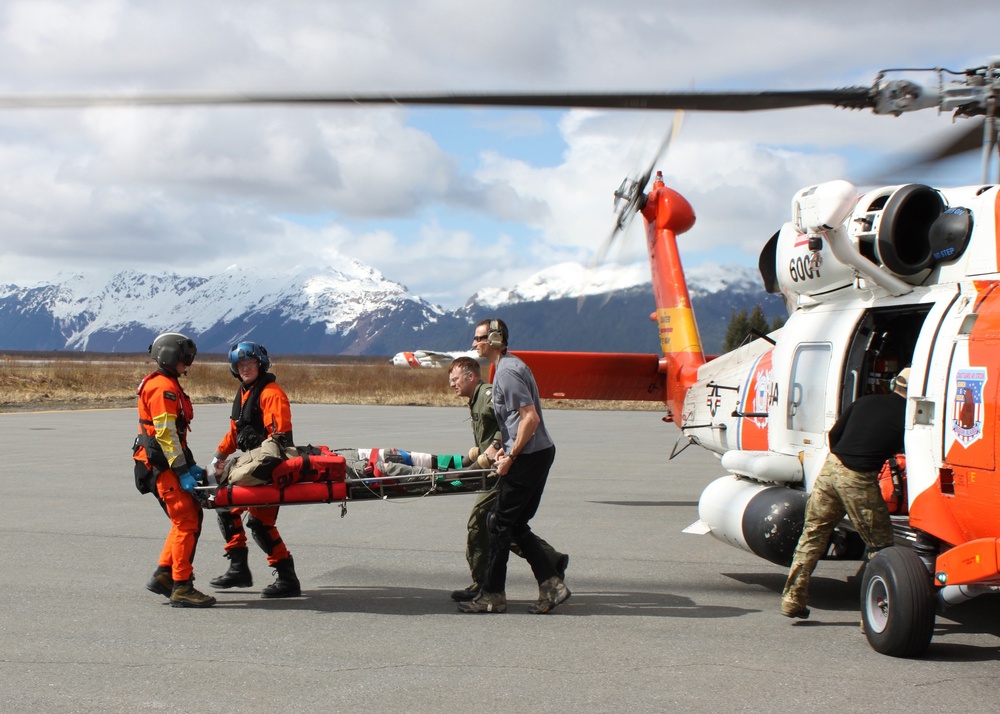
[598,111,684,266]
[578,113,683,313]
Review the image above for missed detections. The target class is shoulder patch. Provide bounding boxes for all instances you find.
[163,391,178,401]
[484,387,491,398]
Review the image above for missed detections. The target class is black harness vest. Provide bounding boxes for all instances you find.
[232,372,277,452]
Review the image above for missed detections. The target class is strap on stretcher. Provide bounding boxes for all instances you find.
[205,467,496,509]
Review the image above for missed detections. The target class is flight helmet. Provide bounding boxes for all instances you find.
[150,332,197,374]
[229,341,271,378]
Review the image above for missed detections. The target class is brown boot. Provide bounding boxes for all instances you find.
[528,576,571,614]
[170,579,217,608]
[457,591,507,613]
[780,599,810,619]
[450,584,481,602]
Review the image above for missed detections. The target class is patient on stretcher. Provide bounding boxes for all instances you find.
[333,447,492,482]
[218,437,492,491]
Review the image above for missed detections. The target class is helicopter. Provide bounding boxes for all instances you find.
[508,61,1000,658]
[7,57,1000,657]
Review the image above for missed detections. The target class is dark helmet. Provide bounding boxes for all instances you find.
[149,332,197,374]
[228,341,271,378]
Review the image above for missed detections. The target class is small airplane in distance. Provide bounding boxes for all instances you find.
[390,349,479,368]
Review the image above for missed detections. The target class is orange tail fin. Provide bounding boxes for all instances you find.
[641,174,704,417]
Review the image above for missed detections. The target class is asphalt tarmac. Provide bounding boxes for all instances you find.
[2,404,999,713]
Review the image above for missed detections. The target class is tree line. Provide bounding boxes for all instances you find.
[722,305,786,352]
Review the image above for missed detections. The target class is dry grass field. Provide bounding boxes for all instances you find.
[0,352,661,413]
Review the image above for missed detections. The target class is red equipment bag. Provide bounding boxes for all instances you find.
[213,479,349,508]
[212,449,348,508]
[270,447,346,489]
[878,453,907,515]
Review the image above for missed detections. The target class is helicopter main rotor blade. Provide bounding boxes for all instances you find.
[913,120,985,164]
[0,88,875,112]
[636,112,684,197]
[863,120,986,184]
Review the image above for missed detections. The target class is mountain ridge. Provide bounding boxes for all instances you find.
[0,260,786,356]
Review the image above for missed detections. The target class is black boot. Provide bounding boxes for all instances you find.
[146,565,172,598]
[261,556,301,598]
[210,547,253,589]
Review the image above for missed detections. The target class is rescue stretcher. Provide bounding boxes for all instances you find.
[199,450,496,513]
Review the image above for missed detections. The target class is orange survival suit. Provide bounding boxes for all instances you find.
[214,373,294,566]
[134,370,203,583]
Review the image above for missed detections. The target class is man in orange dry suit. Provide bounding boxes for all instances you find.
[209,341,301,598]
[134,332,216,608]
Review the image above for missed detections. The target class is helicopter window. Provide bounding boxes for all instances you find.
[787,343,831,435]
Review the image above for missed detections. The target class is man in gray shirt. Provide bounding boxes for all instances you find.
[447,356,567,602]
[458,318,570,615]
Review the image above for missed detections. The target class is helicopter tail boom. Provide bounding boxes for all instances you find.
[642,177,705,417]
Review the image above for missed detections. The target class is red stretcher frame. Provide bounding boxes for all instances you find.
[204,467,497,509]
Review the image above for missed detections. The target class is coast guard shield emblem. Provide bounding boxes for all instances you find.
[952,368,987,447]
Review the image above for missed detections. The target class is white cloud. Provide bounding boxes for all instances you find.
[0,0,996,310]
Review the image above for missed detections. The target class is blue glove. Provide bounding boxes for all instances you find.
[179,471,197,493]
[188,465,207,486]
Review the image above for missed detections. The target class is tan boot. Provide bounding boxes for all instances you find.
[170,579,217,608]
[457,591,507,613]
[528,576,571,614]
[780,599,810,619]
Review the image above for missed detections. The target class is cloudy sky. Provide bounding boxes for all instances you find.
[0,0,996,308]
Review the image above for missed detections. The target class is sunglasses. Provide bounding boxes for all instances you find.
[473,334,489,343]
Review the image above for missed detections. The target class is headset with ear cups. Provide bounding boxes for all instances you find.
[487,319,504,348]
[890,367,910,394]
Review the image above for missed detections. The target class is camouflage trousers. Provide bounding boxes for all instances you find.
[466,486,563,588]
[781,454,894,610]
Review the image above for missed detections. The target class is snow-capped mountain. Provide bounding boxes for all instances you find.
[471,262,653,308]
[464,261,782,355]
[0,260,783,355]
[0,261,457,355]
[470,261,762,307]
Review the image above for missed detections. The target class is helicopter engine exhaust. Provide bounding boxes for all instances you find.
[693,476,809,567]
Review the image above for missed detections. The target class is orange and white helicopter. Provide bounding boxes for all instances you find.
[510,62,1000,658]
[10,57,1000,657]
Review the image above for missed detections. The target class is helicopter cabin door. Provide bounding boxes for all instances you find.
[785,343,832,452]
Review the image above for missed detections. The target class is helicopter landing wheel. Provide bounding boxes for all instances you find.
[860,546,935,658]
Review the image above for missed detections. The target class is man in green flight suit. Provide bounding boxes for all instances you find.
[446,356,568,601]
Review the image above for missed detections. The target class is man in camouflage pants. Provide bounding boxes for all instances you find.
[781,368,910,619]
